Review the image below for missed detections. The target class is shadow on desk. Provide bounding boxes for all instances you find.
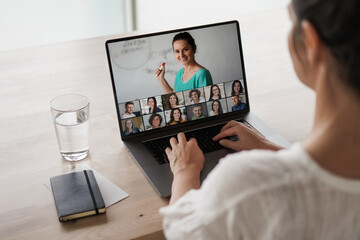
[132,230,165,240]
[60,214,109,230]
[58,212,165,239]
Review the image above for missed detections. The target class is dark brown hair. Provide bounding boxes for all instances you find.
[147,97,157,113]
[211,100,223,114]
[172,32,196,52]
[148,113,163,126]
[167,93,179,108]
[169,108,183,124]
[189,89,201,99]
[292,0,360,94]
[231,80,244,96]
[209,84,222,100]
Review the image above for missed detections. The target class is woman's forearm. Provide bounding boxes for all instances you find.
[158,78,174,93]
[170,170,201,205]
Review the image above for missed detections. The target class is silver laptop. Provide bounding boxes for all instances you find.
[105,21,290,197]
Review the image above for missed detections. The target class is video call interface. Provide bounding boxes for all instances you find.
[108,21,248,137]
[119,80,247,136]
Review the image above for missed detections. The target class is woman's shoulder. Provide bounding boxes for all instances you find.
[194,68,212,85]
[195,68,210,75]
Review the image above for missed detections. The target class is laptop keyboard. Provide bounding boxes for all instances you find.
[143,120,246,165]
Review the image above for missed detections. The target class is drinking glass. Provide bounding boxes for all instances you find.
[50,94,90,161]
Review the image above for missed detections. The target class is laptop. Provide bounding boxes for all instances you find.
[105,20,290,197]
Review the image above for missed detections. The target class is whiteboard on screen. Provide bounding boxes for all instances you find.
[108,22,243,103]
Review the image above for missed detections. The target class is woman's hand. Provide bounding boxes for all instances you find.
[165,132,205,204]
[213,120,283,151]
[166,132,205,176]
[154,64,174,93]
[155,63,166,81]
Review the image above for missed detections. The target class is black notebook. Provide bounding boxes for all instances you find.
[50,170,106,222]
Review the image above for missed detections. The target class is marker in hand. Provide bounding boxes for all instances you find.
[155,62,165,77]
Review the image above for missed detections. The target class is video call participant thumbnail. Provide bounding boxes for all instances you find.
[206,84,224,101]
[231,80,244,96]
[148,113,164,129]
[122,117,143,136]
[224,80,245,97]
[185,88,205,105]
[145,97,163,114]
[208,99,225,116]
[162,92,184,110]
[122,101,136,119]
[167,108,187,125]
[187,103,207,121]
[230,95,247,112]
[142,112,166,130]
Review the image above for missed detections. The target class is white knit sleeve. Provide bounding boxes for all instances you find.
[159,149,291,240]
[159,151,262,240]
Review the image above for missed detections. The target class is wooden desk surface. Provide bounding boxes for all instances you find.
[0,8,314,240]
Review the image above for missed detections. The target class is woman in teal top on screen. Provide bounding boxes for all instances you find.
[155,32,213,93]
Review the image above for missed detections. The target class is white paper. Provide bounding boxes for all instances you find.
[44,164,129,208]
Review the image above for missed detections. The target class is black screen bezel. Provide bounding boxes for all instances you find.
[105,20,250,140]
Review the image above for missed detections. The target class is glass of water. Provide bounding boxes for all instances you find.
[50,94,90,161]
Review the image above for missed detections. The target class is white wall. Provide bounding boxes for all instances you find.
[0,0,127,51]
[135,0,289,32]
[0,0,289,51]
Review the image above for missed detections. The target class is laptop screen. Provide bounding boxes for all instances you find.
[106,21,249,139]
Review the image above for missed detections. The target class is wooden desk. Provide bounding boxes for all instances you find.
[0,8,314,240]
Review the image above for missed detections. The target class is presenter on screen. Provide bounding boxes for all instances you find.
[155,32,213,93]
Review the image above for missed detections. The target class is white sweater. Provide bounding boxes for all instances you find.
[160,143,360,239]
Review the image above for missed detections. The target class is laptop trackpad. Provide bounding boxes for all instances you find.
[200,148,232,182]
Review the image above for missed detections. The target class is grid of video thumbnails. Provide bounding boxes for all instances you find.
[119,80,247,136]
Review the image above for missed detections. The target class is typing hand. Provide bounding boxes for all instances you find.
[165,132,205,176]
[213,120,283,151]
[165,132,204,205]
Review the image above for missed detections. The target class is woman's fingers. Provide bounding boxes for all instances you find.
[169,136,178,148]
[213,127,238,141]
[155,64,165,77]
[165,147,172,156]
[218,139,240,151]
[177,132,186,144]
[213,122,244,141]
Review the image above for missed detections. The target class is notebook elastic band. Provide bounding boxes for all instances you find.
[83,170,99,214]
